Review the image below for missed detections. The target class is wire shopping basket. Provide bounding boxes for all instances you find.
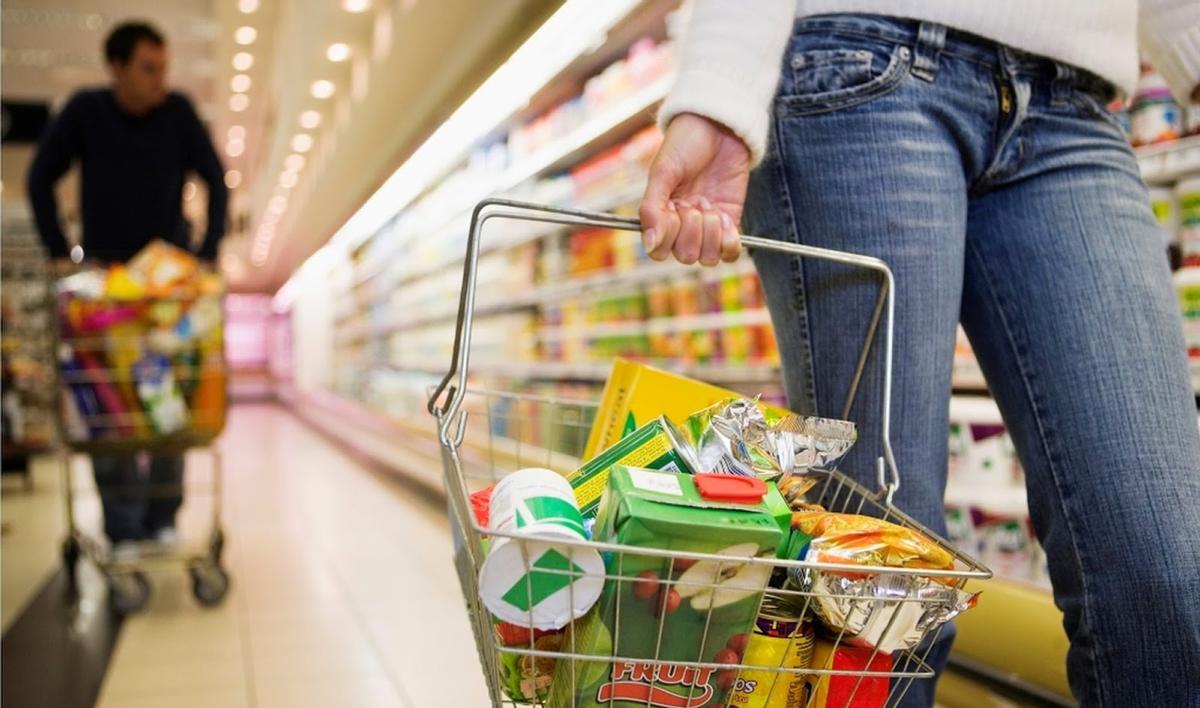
[428,200,992,708]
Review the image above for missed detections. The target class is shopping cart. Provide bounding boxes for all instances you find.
[52,267,230,614]
[429,199,992,707]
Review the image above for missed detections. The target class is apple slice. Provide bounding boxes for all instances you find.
[674,542,761,602]
[691,562,773,611]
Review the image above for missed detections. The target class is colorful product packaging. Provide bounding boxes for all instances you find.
[567,415,699,517]
[547,466,783,708]
[800,639,891,708]
[584,359,790,459]
[478,468,605,630]
[728,592,815,708]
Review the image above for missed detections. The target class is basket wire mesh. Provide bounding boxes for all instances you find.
[430,201,991,708]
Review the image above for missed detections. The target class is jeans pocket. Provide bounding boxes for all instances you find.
[778,39,913,117]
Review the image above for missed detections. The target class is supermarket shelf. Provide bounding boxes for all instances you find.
[349,76,671,292]
[281,384,447,497]
[1136,134,1200,184]
[386,359,781,385]
[538,308,772,340]
[335,245,754,344]
[289,384,579,479]
[944,484,1029,518]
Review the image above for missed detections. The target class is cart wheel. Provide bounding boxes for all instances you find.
[190,562,229,607]
[108,571,152,615]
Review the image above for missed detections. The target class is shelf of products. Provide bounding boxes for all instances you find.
[1,227,57,472]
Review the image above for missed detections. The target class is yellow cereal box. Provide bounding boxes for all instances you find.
[583,359,789,459]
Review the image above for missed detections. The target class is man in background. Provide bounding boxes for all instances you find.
[27,21,228,556]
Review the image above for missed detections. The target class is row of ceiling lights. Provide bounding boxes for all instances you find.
[245,0,370,267]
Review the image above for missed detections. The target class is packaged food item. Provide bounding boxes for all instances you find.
[548,466,783,708]
[1178,177,1200,268]
[1149,186,1180,249]
[77,351,135,437]
[133,353,188,434]
[584,359,790,459]
[102,265,147,300]
[568,415,698,517]
[189,349,226,435]
[685,398,856,481]
[728,592,815,708]
[799,639,891,708]
[126,240,202,296]
[494,620,573,703]
[788,511,978,653]
[1130,69,1183,146]
[478,468,605,630]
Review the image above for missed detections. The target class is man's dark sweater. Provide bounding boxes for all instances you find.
[26,88,228,262]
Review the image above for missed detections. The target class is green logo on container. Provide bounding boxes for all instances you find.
[500,548,586,611]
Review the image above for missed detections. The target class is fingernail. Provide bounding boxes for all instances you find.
[698,197,712,210]
[720,212,733,232]
[643,228,658,251]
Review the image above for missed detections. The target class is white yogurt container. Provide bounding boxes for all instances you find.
[478,468,604,629]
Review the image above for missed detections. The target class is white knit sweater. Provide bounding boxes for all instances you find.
[660,0,1200,164]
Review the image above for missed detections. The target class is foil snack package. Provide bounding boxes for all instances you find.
[685,398,856,481]
[786,511,979,653]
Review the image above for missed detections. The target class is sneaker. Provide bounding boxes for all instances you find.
[112,541,141,563]
[153,527,180,548]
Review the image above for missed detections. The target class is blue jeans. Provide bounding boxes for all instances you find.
[92,454,184,542]
[744,14,1200,707]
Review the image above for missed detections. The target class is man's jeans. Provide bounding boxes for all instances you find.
[92,454,184,542]
[743,14,1200,707]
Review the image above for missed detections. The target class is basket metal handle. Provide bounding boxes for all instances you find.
[427,198,901,504]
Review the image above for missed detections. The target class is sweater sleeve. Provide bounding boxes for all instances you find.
[1139,0,1200,103]
[26,92,87,259]
[180,96,229,262]
[657,0,796,165]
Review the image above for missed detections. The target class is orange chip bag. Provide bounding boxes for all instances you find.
[791,510,954,571]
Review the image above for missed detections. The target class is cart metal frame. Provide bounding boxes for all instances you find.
[52,279,231,614]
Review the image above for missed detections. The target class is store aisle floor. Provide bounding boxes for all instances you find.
[95,403,488,708]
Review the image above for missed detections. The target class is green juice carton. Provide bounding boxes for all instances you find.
[549,466,783,708]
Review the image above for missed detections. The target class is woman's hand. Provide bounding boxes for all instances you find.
[639,113,751,266]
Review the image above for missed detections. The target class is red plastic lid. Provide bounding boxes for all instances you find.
[694,474,767,504]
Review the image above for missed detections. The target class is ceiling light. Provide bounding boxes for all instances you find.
[284,153,306,171]
[298,110,321,130]
[326,43,351,62]
[232,52,254,71]
[234,26,257,45]
[238,0,259,12]
[226,139,245,157]
[268,195,288,213]
[310,80,335,99]
[230,74,252,93]
[343,0,370,12]
[279,170,299,189]
[229,93,249,111]
[228,125,246,141]
[291,134,313,152]
[224,170,242,188]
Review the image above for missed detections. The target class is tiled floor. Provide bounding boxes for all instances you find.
[2,403,487,708]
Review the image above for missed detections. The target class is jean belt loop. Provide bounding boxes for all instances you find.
[1052,61,1074,106]
[912,21,946,82]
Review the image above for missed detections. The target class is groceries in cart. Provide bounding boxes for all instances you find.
[56,240,226,443]
[470,360,981,706]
